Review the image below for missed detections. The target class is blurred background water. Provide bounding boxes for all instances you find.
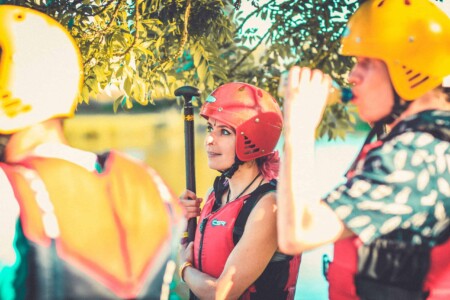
[64,107,367,299]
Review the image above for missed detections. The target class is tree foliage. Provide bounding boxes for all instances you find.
[1,0,367,139]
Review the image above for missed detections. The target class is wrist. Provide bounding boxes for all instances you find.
[179,261,192,283]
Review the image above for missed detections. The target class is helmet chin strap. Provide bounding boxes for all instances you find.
[220,156,244,179]
[376,88,411,126]
[212,156,244,208]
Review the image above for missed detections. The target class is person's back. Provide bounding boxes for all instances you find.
[0,146,185,299]
[0,5,185,299]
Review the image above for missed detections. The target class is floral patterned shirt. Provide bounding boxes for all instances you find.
[325,110,450,246]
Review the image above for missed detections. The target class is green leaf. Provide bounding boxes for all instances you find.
[113,94,125,113]
[124,77,132,95]
[197,61,207,83]
[193,51,202,67]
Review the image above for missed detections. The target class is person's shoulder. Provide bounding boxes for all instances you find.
[373,130,442,158]
[252,186,277,212]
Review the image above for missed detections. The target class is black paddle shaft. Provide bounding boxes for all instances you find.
[175,86,200,243]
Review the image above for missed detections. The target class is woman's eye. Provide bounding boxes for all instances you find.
[221,129,231,135]
[206,125,213,132]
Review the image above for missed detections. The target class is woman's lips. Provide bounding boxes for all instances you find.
[350,92,359,104]
[207,151,221,158]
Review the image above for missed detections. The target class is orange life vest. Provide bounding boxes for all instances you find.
[1,150,184,299]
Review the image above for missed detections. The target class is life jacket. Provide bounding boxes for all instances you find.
[326,110,450,300]
[1,150,185,299]
[327,236,450,300]
[193,180,301,300]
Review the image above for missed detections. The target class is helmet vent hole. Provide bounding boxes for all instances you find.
[257,90,263,98]
[15,13,24,21]
[242,136,260,155]
[377,0,385,7]
[409,73,421,82]
[403,66,430,89]
[410,76,429,89]
[244,148,260,155]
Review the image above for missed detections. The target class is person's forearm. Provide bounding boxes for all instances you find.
[277,123,318,254]
[183,265,217,300]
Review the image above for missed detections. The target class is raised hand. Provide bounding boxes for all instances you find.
[283,66,331,135]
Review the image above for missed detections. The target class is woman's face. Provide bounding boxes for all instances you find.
[348,57,394,124]
[204,118,236,171]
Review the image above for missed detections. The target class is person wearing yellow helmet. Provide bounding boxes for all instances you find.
[0,5,185,300]
[277,0,450,299]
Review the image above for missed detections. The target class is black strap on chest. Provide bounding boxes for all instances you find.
[232,180,277,245]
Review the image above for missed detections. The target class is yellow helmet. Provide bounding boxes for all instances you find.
[0,5,83,134]
[340,0,450,100]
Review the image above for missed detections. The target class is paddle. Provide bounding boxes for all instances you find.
[175,86,201,243]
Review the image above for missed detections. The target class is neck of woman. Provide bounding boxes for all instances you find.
[5,119,68,163]
[226,161,263,202]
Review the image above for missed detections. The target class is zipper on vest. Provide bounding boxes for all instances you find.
[198,217,208,271]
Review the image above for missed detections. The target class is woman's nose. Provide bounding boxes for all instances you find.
[205,134,214,145]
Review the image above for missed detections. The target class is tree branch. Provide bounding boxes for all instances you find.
[115,1,140,57]
[234,0,275,34]
[228,28,271,76]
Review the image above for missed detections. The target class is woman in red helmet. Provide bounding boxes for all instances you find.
[178,82,301,299]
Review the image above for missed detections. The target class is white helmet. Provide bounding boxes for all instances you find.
[0,5,83,134]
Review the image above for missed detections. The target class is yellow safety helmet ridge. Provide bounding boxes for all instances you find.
[0,5,83,134]
[340,0,450,100]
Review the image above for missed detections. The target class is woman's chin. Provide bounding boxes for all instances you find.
[207,162,221,172]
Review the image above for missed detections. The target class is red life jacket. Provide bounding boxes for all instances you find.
[328,237,450,300]
[327,116,450,300]
[1,150,184,299]
[193,181,301,300]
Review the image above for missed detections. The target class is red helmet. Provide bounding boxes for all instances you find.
[200,83,283,161]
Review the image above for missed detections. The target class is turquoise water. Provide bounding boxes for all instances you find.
[294,133,366,300]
